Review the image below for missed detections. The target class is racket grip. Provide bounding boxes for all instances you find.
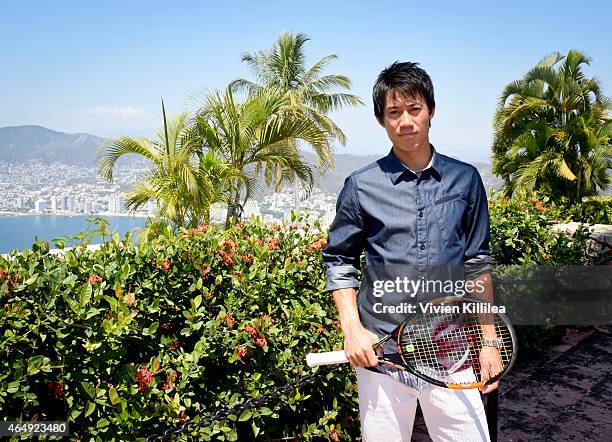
[306,350,349,367]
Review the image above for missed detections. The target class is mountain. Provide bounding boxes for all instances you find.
[0,125,503,193]
[0,125,107,166]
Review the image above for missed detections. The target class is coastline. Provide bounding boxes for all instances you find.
[0,211,150,219]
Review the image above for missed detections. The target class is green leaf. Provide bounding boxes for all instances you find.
[148,322,159,334]
[85,401,96,417]
[81,381,96,400]
[80,283,93,307]
[259,407,273,416]
[226,429,238,441]
[238,409,252,421]
[108,387,120,406]
[27,356,51,375]
[96,418,109,429]
[251,422,260,438]
[193,295,202,309]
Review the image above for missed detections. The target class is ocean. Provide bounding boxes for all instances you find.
[0,215,149,254]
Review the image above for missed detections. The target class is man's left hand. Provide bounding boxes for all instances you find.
[478,346,502,393]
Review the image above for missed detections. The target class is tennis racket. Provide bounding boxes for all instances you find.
[306,296,517,389]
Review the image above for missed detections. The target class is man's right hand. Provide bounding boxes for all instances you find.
[343,325,380,368]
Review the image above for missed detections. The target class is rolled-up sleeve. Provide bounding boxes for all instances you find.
[463,168,492,279]
[323,175,365,291]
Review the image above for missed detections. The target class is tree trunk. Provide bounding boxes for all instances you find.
[576,169,582,203]
[225,185,241,228]
[293,174,300,210]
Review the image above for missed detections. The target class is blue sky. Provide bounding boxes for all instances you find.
[1,0,610,162]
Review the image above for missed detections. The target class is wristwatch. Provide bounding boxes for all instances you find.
[482,338,503,349]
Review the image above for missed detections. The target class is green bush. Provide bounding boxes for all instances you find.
[554,195,612,225]
[0,217,357,441]
[488,193,601,355]
[489,193,593,265]
[1,196,603,440]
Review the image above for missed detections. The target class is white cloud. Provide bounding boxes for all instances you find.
[70,106,147,118]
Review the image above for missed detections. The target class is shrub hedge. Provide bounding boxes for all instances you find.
[1,196,605,440]
[1,217,357,441]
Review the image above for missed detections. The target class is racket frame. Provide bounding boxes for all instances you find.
[362,296,518,389]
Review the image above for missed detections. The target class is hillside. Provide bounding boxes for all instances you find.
[0,125,503,194]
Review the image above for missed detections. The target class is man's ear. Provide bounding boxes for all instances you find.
[377,117,386,128]
[428,107,435,128]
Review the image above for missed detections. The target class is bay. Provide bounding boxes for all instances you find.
[0,215,148,254]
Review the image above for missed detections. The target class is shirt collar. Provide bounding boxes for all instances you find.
[385,144,442,184]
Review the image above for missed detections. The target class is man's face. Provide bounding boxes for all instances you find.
[380,91,434,155]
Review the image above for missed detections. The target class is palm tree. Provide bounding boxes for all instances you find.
[231,31,363,205]
[193,87,329,226]
[492,50,611,201]
[97,101,236,238]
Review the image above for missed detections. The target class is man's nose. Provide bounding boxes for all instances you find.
[399,111,414,127]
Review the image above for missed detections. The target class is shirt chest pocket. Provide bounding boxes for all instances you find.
[431,192,468,249]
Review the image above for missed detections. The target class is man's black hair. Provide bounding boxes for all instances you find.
[373,61,435,122]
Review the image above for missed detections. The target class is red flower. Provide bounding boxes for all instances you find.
[235,345,248,363]
[124,292,136,306]
[156,259,171,271]
[255,337,267,348]
[200,265,211,278]
[330,429,340,441]
[267,237,280,250]
[162,370,177,390]
[244,325,258,337]
[316,326,325,334]
[217,240,237,267]
[169,339,181,350]
[88,274,102,285]
[310,238,327,251]
[47,381,64,397]
[194,224,209,233]
[136,367,154,392]
[225,314,236,328]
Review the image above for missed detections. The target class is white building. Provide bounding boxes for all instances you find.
[108,194,125,214]
[34,199,48,212]
[243,200,260,218]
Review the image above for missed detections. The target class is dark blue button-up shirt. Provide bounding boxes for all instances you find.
[323,146,491,389]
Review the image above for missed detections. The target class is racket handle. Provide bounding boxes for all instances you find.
[306,350,349,367]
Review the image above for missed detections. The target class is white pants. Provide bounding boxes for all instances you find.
[356,368,490,442]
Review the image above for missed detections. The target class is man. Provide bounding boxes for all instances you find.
[323,62,498,441]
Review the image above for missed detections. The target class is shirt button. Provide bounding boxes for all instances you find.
[420,244,426,250]
[419,211,423,217]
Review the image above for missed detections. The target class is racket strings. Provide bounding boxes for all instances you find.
[398,304,513,385]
